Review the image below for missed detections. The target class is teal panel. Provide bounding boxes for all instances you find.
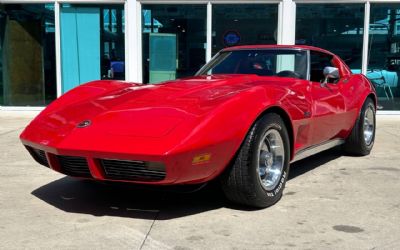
[150,33,176,71]
[61,7,100,93]
[60,8,80,93]
[149,33,177,83]
[76,8,100,84]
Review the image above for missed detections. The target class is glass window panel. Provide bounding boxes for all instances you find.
[122,10,125,33]
[0,4,56,106]
[103,9,110,31]
[142,5,207,84]
[296,4,364,70]
[111,9,117,33]
[212,4,278,55]
[310,51,335,83]
[368,4,400,110]
[197,49,307,79]
[60,4,125,93]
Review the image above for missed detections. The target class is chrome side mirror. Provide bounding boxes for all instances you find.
[323,66,340,84]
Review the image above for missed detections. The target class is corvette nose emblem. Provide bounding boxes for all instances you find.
[77,120,91,128]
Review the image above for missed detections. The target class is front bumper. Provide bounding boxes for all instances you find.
[21,138,231,185]
[24,144,171,184]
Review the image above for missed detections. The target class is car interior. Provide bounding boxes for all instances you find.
[234,56,305,79]
[310,52,339,83]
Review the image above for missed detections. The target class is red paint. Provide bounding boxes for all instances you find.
[20,46,376,185]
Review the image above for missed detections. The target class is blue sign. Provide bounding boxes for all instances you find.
[224,31,241,47]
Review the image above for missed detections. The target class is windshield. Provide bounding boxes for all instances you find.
[196,49,308,80]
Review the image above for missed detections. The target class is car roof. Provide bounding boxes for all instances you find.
[222,45,335,56]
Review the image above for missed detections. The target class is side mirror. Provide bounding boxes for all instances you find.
[323,66,340,83]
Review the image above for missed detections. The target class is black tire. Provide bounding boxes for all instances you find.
[344,98,376,156]
[221,113,290,208]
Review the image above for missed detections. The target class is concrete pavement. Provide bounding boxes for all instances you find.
[1,113,399,249]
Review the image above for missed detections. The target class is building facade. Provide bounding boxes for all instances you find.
[0,0,400,113]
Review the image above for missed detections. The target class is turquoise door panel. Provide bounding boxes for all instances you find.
[61,7,100,93]
[60,8,79,93]
[76,9,100,84]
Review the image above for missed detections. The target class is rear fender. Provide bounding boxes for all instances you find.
[348,74,377,130]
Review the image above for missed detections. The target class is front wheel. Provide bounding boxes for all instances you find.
[221,113,290,208]
[344,97,376,156]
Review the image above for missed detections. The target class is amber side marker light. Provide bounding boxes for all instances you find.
[192,153,212,165]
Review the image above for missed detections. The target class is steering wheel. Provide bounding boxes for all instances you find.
[276,70,302,79]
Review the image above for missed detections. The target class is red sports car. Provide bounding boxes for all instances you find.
[20,45,376,208]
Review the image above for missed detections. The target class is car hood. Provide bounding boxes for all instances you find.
[20,75,293,154]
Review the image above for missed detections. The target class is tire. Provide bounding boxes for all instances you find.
[221,113,290,208]
[344,98,376,156]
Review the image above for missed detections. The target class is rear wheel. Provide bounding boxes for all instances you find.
[221,113,290,208]
[344,98,376,156]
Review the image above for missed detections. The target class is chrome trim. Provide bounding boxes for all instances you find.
[291,139,344,163]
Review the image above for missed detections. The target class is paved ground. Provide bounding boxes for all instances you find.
[0,112,399,250]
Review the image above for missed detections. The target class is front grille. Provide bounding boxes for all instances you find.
[27,147,49,167]
[58,155,92,178]
[100,159,166,181]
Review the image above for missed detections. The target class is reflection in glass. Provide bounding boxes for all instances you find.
[368,4,400,110]
[60,4,124,93]
[0,4,56,106]
[296,4,364,70]
[197,49,307,80]
[212,4,278,55]
[142,5,207,84]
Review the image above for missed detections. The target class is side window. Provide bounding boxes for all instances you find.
[310,51,336,83]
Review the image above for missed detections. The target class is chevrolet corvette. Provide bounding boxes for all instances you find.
[20,45,376,208]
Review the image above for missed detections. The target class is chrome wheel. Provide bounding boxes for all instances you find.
[257,129,285,191]
[363,106,375,146]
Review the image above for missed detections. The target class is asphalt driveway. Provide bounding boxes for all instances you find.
[1,112,399,249]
